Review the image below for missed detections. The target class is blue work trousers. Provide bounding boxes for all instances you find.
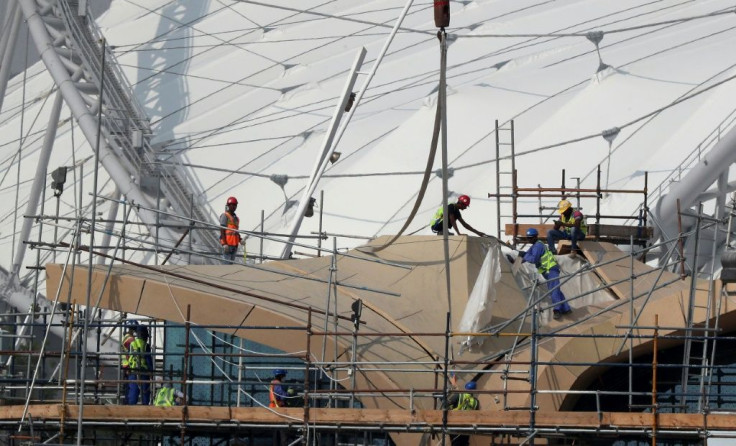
[547,227,585,254]
[128,374,150,405]
[543,267,571,313]
[222,245,238,264]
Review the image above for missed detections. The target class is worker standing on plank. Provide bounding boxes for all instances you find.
[443,381,480,446]
[127,325,153,405]
[430,195,486,237]
[219,196,243,264]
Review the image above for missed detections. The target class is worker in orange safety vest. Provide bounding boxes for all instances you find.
[219,196,243,264]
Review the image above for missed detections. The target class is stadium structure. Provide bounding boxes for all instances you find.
[1,0,736,445]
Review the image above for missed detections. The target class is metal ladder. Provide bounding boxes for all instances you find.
[677,203,719,412]
[494,120,515,240]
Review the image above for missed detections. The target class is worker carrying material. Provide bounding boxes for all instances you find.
[443,381,479,446]
[547,199,587,256]
[521,228,572,319]
[219,196,244,264]
[430,195,486,237]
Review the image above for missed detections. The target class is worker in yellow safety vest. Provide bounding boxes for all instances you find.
[120,319,138,404]
[521,228,572,319]
[429,194,486,237]
[154,384,184,407]
[547,199,587,257]
[127,325,153,405]
[444,381,480,446]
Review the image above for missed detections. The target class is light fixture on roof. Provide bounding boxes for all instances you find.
[329,152,341,164]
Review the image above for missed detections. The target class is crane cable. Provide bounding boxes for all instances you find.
[360,33,444,254]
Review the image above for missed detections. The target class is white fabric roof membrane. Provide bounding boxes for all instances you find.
[1,0,736,287]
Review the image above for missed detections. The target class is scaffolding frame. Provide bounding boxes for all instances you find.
[0,196,732,446]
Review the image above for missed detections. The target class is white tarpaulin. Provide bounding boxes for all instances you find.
[457,243,502,353]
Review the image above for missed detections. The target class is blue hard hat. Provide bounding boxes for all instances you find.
[465,381,477,390]
[123,319,139,328]
[526,228,539,238]
[273,369,287,377]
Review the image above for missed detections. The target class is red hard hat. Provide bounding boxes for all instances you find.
[226,196,238,206]
[458,195,470,207]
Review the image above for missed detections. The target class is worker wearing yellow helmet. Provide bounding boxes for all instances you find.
[547,199,587,257]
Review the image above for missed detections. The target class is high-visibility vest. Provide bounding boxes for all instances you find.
[222,212,241,246]
[154,387,175,407]
[561,211,587,235]
[453,393,479,411]
[535,241,559,274]
[430,204,456,227]
[121,333,134,368]
[128,338,149,371]
[269,379,282,408]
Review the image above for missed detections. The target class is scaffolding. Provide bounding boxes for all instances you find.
[0,190,730,446]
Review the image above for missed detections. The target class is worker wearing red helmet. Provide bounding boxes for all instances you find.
[219,196,242,263]
[430,194,486,237]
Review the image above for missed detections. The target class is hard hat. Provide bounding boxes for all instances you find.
[464,381,477,390]
[135,325,149,339]
[558,199,572,214]
[123,319,139,328]
[273,369,287,377]
[457,195,470,207]
[227,196,238,206]
[526,228,539,238]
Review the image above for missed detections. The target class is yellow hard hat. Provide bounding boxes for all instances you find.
[557,199,572,214]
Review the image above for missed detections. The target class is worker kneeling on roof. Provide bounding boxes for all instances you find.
[430,195,486,237]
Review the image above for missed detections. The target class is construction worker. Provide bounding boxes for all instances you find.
[269,369,288,408]
[444,381,480,446]
[154,383,184,407]
[547,199,587,256]
[127,325,153,405]
[269,369,289,445]
[430,195,486,237]
[219,196,243,264]
[120,319,138,404]
[522,228,572,319]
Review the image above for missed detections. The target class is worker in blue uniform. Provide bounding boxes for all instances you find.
[521,228,572,319]
[127,325,153,405]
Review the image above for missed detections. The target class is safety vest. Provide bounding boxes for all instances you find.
[269,379,282,408]
[121,333,134,368]
[561,211,587,235]
[154,387,175,407]
[535,241,559,274]
[222,212,241,246]
[454,393,479,411]
[128,338,149,371]
[430,204,455,227]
